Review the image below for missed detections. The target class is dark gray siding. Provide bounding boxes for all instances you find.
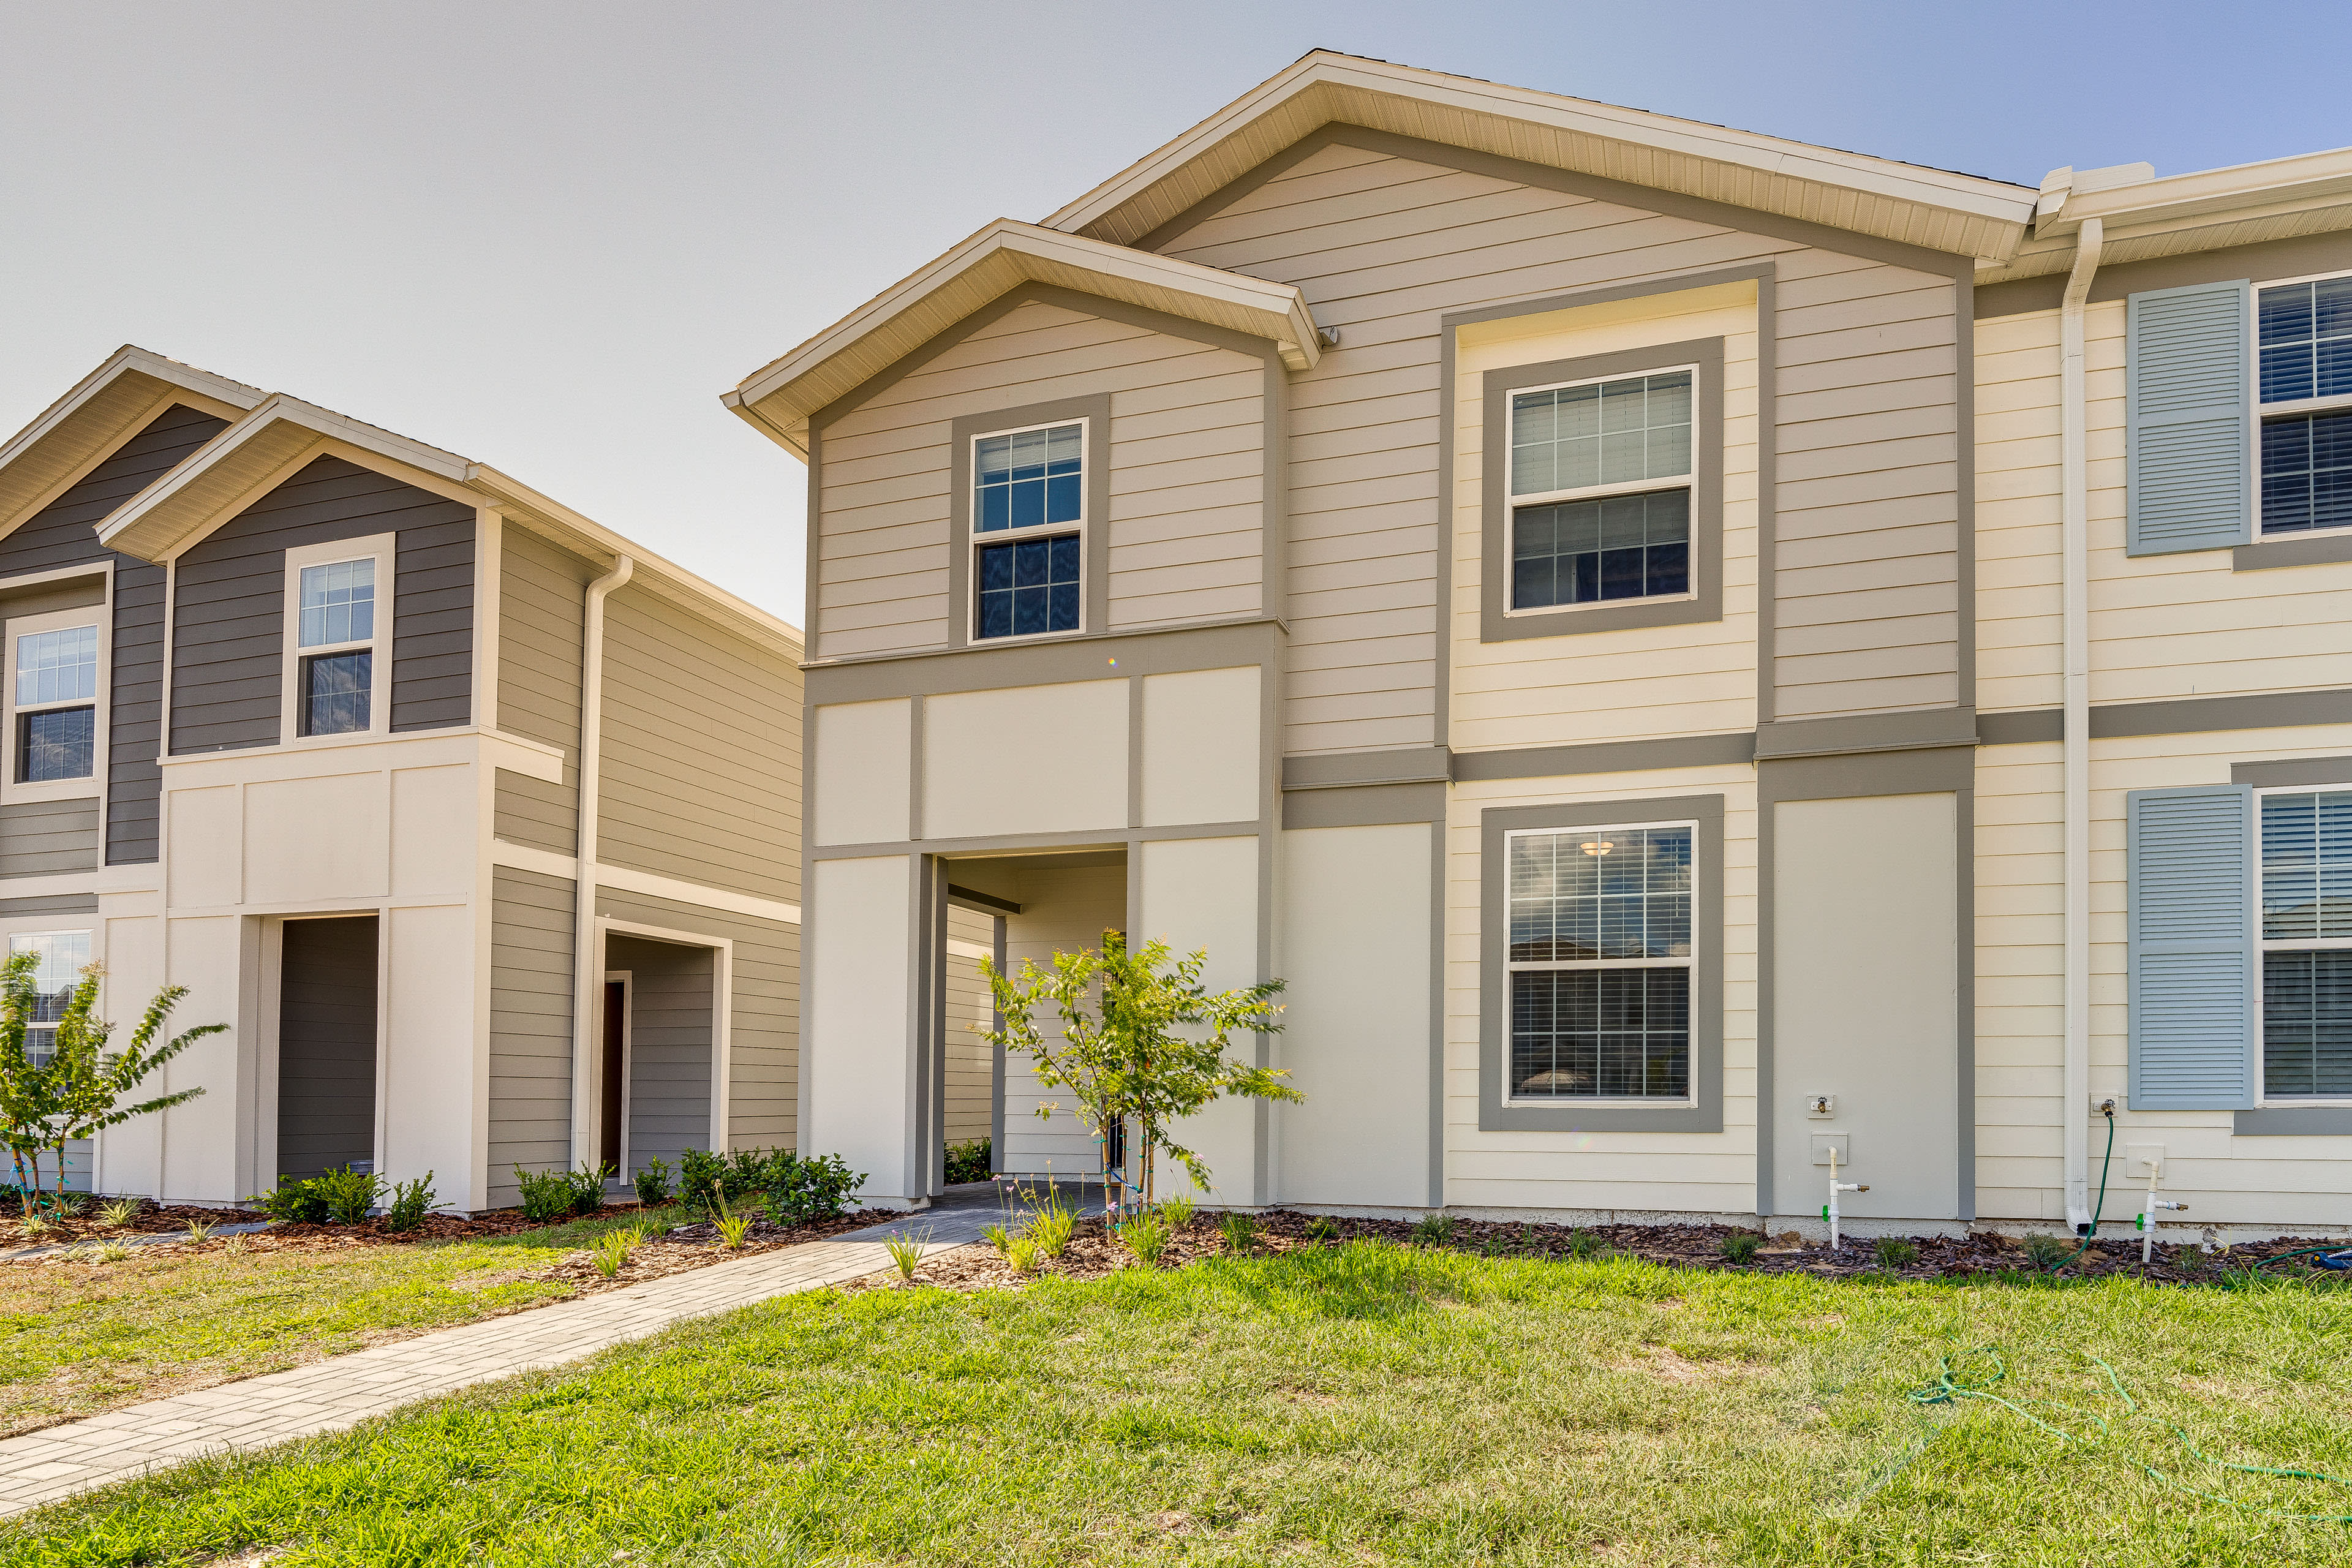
[0,402,227,865]
[609,933,715,1179]
[0,799,101,877]
[277,915,379,1182]
[491,864,575,1205]
[169,455,474,755]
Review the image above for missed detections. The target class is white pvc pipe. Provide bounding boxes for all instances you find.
[569,552,635,1168]
[2060,219,2103,1232]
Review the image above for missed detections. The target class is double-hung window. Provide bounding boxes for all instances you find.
[1507,369,1694,612]
[9,930,91,1067]
[970,421,1084,640]
[281,536,391,742]
[2256,274,2352,538]
[1504,820,1695,1101]
[2256,787,2352,1099]
[6,608,103,795]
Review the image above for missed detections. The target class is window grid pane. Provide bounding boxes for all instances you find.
[2262,949,2352,1098]
[12,625,97,708]
[2260,790,2352,942]
[1511,969,1691,1099]
[974,533,1080,639]
[298,559,376,649]
[1510,371,1692,498]
[2258,277,2352,404]
[302,650,372,736]
[2260,409,2352,535]
[11,930,91,1068]
[974,423,1083,533]
[1512,489,1690,609]
[18,707,93,782]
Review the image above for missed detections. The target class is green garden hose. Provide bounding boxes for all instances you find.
[2040,1108,2117,1273]
[1896,1348,2352,1521]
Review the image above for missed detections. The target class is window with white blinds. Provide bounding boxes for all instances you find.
[2258,787,2352,1098]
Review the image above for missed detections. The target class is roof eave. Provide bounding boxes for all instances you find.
[0,347,267,537]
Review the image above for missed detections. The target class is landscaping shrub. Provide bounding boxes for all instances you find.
[248,1175,330,1225]
[513,1165,575,1224]
[632,1156,673,1207]
[560,1162,612,1216]
[1158,1195,1194,1228]
[1118,1212,1171,1264]
[383,1173,437,1232]
[1564,1228,1604,1259]
[1874,1236,1920,1270]
[312,1166,382,1225]
[771,1152,864,1224]
[2022,1233,2078,1272]
[678,1148,727,1213]
[1720,1231,1762,1265]
[1410,1213,1454,1246]
[1219,1212,1260,1253]
[1305,1216,1339,1242]
[943,1137,992,1185]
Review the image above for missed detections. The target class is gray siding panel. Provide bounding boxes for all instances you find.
[609,932,715,1178]
[490,864,575,1205]
[594,886,799,1153]
[169,456,474,755]
[0,403,226,863]
[0,798,101,877]
[492,523,586,855]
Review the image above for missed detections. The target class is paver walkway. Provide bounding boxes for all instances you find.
[0,1199,1027,1518]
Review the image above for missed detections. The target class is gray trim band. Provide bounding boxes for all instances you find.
[805,617,1282,704]
[946,883,1022,916]
[1977,228,2352,319]
[2232,756,2352,788]
[1753,707,1979,761]
[1981,688,2352,745]
[1282,746,1450,790]
[2235,531,2352,571]
[1451,732,1754,781]
[1756,744,1974,802]
[1477,794,1725,1134]
[946,394,1112,651]
[1281,780,1444,829]
[810,821,1253,861]
[2233,1107,2352,1136]
[1478,336,1726,642]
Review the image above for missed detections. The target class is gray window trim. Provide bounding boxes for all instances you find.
[1479,794,1724,1132]
[946,394,1111,650]
[2243,768,2352,1110]
[2235,530,2352,571]
[1480,338,1724,643]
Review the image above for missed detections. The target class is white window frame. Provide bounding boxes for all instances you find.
[1501,816,1700,1107]
[9,927,94,1068]
[968,418,1088,644]
[3,603,108,804]
[2252,782,2352,1107]
[2252,268,2352,540]
[279,533,394,747]
[1501,363,1701,617]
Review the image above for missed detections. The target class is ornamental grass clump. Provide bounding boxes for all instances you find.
[1304,1216,1339,1243]
[1219,1212,1259,1254]
[2022,1233,2078,1272]
[885,1230,928,1281]
[1117,1212,1170,1265]
[184,1216,216,1244]
[1873,1236,1920,1271]
[1410,1213,1454,1247]
[1157,1194,1194,1229]
[98,1197,140,1228]
[1030,1205,1075,1261]
[1719,1231,1762,1265]
[1005,1235,1040,1273]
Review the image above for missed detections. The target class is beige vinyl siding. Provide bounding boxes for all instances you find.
[943,903,995,1147]
[0,798,101,878]
[1975,302,2352,714]
[1973,726,2352,1229]
[1449,293,1759,752]
[597,586,801,906]
[1444,763,1757,1215]
[816,298,1265,658]
[493,522,587,854]
[489,864,575,1205]
[595,886,799,1153]
[1155,138,1966,751]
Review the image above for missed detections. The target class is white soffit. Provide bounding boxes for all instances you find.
[0,347,264,536]
[1042,52,2039,259]
[725,219,1322,459]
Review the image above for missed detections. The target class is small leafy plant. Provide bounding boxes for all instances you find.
[590,1225,646,1278]
[184,1216,216,1244]
[1118,1212,1171,1264]
[1158,1195,1194,1229]
[983,1223,1012,1256]
[1564,1229,1605,1260]
[1873,1237,1920,1270]
[678,1148,728,1214]
[1719,1231,1762,1265]
[514,1165,576,1224]
[98,1197,140,1228]
[772,1153,865,1225]
[1304,1216,1339,1243]
[632,1157,674,1207]
[943,1137,992,1185]
[2022,1233,2078,1272]
[561,1162,612,1217]
[220,1234,247,1259]
[249,1175,331,1225]
[1005,1235,1040,1273]
[81,1239,132,1263]
[383,1173,437,1232]
[312,1166,382,1226]
[709,1192,752,1250]
[1219,1212,1260,1253]
[54,1191,87,1217]
[1031,1206,1075,1260]
[886,1229,929,1281]
[1410,1213,1454,1247]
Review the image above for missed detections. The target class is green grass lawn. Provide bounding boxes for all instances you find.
[0,1207,686,1435]
[4,1243,2348,1566]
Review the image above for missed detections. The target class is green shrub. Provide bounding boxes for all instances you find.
[560,1162,612,1216]
[1874,1236,1920,1270]
[1564,1229,1605,1260]
[514,1165,575,1224]
[1304,1216,1339,1242]
[1158,1195,1194,1228]
[1118,1212,1171,1264]
[312,1166,382,1226]
[383,1173,437,1232]
[2022,1233,2080,1272]
[1716,1232,1760,1265]
[943,1137,992,1185]
[772,1153,865,1224]
[1409,1213,1454,1246]
[632,1157,674,1207]
[678,1148,727,1213]
[1219,1212,1260,1253]
[247,1175,330,1225]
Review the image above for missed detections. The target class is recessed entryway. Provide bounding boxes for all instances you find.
[276,914,379,1182]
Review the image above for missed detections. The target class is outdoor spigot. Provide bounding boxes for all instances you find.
[1821,1144,1869,1248]
[2136,1163,2187,1263]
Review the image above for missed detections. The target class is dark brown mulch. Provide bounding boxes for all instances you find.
[853,1208,2352,1294]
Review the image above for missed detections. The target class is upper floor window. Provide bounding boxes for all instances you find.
[1507,369,1694,611]
[10,929,91,1066]
[5,608,103,794]
[972,421,1084,640]
[2257,275,2352,537]
[2256,787,2352,1099]
[281,535,391,743]
[1504,820,1695,1101]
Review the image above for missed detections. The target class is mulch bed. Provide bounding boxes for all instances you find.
[856,1209,2352,1294]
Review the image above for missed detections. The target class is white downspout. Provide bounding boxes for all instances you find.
[2060,219,2103,1232]
[569,553,635,1168]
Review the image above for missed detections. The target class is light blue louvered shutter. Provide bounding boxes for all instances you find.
[2126,280,2252,556]
[2127,784,2256,1109]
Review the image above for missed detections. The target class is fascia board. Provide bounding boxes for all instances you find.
[1042,53,2036,243]
[2051,148,2352,235]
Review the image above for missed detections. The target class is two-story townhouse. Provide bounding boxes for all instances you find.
[0,347,803,1212]
[733,53,2352,1240]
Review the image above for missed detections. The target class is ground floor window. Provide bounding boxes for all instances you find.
[1504,821,1694,1100]
[2258,786,2352,1096]
[9,929,91,1066]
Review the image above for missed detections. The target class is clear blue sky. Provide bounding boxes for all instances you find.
[4,1,2337,623]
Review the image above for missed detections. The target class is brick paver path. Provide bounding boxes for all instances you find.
[0,1204,1011,1518]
